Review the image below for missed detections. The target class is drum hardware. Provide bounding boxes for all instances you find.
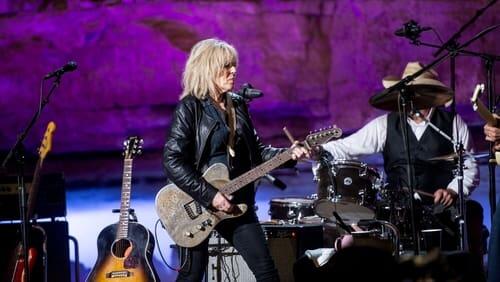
[356,219,401,257]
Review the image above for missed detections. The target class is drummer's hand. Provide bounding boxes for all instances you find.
[433,188,457,208]
[212,192,234,213]
[290,141,311,161]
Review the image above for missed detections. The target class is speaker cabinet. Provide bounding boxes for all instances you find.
[264,224,323,282]
[0,173,66,220]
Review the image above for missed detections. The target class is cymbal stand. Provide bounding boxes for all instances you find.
[412,110,469,251]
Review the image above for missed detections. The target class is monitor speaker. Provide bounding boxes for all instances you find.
[264,224,323,282]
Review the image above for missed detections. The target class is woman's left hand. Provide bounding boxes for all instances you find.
[290,141,311,161]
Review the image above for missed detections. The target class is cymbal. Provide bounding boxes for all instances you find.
[314,199,375,224]
[369,84,453,111]
[428,152,490,162]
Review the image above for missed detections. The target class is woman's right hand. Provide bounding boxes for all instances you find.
[212,192,234,212]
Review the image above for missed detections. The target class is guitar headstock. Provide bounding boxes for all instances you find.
[304,125,342,150]
[471,83,485,111]
[123,136,143,160]
[39,121,56,163]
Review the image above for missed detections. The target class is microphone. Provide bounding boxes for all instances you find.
[237,83,264,100]
[395,20,431,40]
[263,174,287,190]
[44,61,78,79]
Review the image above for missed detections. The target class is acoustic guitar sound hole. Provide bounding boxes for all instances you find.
[111,239,133,258]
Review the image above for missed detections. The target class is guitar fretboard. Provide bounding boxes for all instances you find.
[117,158,133,239]
[220,149,292,195]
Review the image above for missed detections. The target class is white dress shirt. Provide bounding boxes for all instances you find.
[322,109,479,195]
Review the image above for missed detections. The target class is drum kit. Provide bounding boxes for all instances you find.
[266,62,462,255]
[267,157,403,254]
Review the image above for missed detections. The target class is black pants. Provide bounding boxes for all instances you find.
[176,210,279,282]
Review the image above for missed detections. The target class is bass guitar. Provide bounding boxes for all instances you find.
[86,137,159,282]
[6,121,56,282]
[155,126,342,248]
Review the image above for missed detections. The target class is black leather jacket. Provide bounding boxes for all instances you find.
[163,94,291,208]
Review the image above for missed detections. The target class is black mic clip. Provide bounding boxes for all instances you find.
[237,83,264,101]
[44,61,78,80]
[395,20,432,42]
[263,174,287,190]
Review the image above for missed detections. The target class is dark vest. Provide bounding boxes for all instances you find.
[382,109,455,195]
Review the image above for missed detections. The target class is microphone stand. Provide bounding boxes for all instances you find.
[433,0,498,58]
[401,20,500,223]
[1,74,62,282]
[413,110,470,251]
[397,91,419,255]
[486,58,497,220]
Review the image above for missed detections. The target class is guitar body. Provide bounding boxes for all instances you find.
[155,163,248,248]
[3,225,46,282]
[86,222,158,282]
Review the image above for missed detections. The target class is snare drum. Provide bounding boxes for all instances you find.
[268,197,315,223]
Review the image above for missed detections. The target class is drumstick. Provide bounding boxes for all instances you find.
[283,127,296,144]
[415,189,435,199]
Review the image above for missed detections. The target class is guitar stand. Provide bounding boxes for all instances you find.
[112,208,138,222]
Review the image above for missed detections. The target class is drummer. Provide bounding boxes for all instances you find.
[319,62,483,257]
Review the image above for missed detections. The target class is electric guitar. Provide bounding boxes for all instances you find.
[86,137,159,282]
[155,126,342,248]
[6,121,56,282]
[470,83,500,165]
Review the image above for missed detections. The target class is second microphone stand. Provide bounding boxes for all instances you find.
[413,110,469,251]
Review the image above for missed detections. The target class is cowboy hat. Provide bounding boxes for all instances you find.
[382,61,451,90]
[369,62,453,111]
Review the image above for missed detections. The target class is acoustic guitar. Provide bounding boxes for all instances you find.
[155,126,342,248]
[86,136,159,282]
[6,121,56,282]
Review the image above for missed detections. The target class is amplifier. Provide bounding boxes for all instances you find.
[0,173,66,220]
[264,223,323,282]
[205,223,323,282]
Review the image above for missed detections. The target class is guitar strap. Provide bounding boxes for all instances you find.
[226,92,237,158]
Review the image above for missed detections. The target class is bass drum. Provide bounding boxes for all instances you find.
[268,197,315,224]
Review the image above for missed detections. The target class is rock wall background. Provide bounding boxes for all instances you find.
[0,0,499,155]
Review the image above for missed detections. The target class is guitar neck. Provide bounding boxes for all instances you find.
[117,158,133,239]
[473,98,497,126]
[220,149,292,195]
[26,160,43,220]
